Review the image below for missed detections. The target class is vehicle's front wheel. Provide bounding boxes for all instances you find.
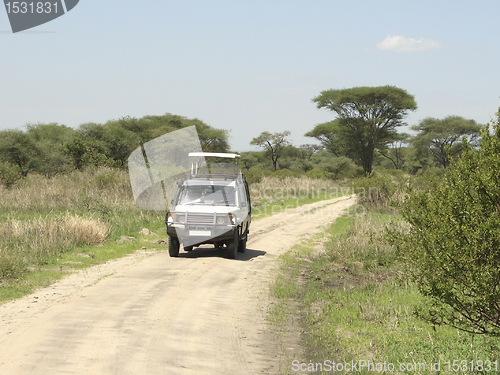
[237,230,247,253]
[227,230,238,259]
[168,236,180,257]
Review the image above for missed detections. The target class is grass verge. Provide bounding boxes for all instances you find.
[271,210,500,374]
[0,167,169,304]
[0,229,167,304]
[250,176,349,220]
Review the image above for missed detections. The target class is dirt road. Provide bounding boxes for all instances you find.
[0,196,355,375]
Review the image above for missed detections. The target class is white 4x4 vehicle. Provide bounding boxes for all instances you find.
[165,153,251,259]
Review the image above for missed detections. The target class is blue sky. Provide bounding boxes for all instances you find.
[1,0,499,150]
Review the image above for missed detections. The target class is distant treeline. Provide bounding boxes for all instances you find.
[0,114,230,180]
[0,107,488,189]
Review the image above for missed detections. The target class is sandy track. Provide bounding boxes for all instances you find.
[0,196,355,375]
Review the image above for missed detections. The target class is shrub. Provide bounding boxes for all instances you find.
[243,168,265,185]
[0,161,22,188]
[406,167,446,193]
[272,168,301,179]
[316,156,363,180]
[352,172,403,206]
[387,109,500,336]
[305,168,327,179]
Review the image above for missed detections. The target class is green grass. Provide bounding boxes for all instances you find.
[250,176,350,220]
[0,232,166,304]
[271,210,500,374]
[252,196,346,221]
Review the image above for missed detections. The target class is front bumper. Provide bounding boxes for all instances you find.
[166,223,236,245]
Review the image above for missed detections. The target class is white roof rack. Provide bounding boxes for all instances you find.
[188,152,240,159]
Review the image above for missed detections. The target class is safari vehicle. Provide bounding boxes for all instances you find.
[165,152,251,259]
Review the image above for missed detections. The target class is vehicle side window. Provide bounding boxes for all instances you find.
[237,183,247,208]
[244,181,250,205]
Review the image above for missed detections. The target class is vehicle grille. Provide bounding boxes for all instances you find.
[187,213,215,224]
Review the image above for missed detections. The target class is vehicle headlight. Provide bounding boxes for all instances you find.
[171,213,186,223]
[216,215,228,225]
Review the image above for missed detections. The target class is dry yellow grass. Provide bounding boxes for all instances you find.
[0,167,135,214]
[0,167,161,280]
[0,215,109,268]
[63,215,109,244]
[2,215,109,245]
[249,176,346,204]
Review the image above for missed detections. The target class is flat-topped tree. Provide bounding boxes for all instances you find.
[250,131,291,171]
[410,116,483,168]
[313,85,417,174]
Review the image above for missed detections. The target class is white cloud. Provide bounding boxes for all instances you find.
[376,35,442,52]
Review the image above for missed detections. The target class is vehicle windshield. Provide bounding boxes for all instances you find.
[177,185,236,206]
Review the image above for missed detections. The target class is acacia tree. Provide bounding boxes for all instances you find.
[250,131,291,171]
[388,109,500,336]
[312,86,417,174]
[377,133,410,170]
[305,119,353,158]
[193,122,230,153]
[410,116,483,168]
[300,144,322,161]
[0,130,40,176]
[26,123,75,176]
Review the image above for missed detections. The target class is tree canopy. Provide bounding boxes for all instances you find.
[312,85,417,174]
[0,130,40,177]
[305,120,352,158]
[0,113,230,176]
[25,123,77,176]
[410,116,483,168]
[250,131,291,171]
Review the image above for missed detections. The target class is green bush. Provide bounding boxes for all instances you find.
[242,168,265,185]
[352,172,403,206]
[272,168,301,179]
[409,166,446,192]
[315,156,363,180]
[388,109,500,336]
[305,168,327,179]
[0,161,22,188]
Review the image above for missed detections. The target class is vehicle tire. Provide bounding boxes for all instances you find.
[227,230,238,259]
[168,236,180,257]
[237,230,247,253]
[184,245,193,252]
